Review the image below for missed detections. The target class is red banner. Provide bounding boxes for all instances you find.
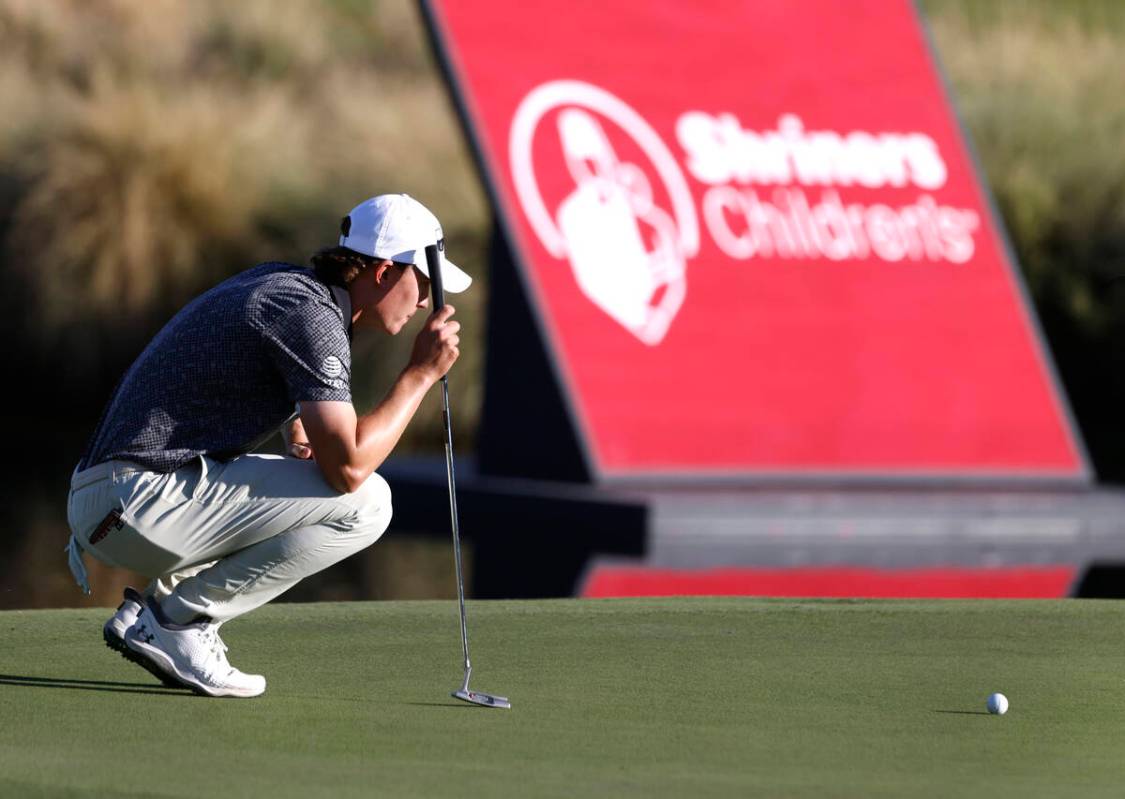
[427,0,1087,479]
[581,565,1078,599]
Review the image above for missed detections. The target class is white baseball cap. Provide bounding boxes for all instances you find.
[338,194,472,293]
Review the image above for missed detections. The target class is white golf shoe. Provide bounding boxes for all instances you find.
[125,602,266,698]
[103,586,144,647]
[104,587,181,689]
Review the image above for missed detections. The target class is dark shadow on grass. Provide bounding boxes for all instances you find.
[933,709,991,716]
[0,674,192,698]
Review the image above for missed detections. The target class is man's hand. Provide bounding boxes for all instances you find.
[281,417,314,459]
[408,305,460,382]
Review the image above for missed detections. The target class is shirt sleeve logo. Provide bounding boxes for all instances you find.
[322,355,344,379]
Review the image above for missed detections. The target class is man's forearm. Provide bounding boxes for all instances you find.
[344,366,435,485]
[300,306,459,493]
[299,372,436,493]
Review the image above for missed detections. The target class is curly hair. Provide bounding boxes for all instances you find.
[310,246,379,286]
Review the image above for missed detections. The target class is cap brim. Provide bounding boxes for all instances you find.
[415,255,472,293]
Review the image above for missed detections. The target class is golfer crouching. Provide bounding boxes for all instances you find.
[65,194,469,697]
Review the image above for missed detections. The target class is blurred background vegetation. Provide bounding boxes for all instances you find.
[0,0,487,454]
[0,0,1121,607]
[922,0,1125,482]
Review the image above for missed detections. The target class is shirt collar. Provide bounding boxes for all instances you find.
[328,284,353,340]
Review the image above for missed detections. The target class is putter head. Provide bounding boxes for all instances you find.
[453,689,511,709]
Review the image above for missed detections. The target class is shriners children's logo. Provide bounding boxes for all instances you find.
[510,81,700,346]
[511,80,982,347]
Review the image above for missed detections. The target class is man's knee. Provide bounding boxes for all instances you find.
[349,472,392,541]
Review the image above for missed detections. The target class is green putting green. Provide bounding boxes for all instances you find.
[1,598,1123,797]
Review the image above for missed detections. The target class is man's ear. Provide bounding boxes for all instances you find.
[372,260,394,285]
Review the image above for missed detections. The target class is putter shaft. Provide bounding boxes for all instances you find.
[440,375,471,680]
[425,242,509,709]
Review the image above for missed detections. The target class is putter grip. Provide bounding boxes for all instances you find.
[425,243,445,310]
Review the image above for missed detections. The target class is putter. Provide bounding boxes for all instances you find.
[425,242,511,710]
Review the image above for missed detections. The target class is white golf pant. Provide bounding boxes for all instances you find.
[66,454,391,623]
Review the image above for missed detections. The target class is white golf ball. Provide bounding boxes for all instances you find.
[986,692,1009,715]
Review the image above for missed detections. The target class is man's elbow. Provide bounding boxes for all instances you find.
[334,464,371,494]
[315,459,366,494]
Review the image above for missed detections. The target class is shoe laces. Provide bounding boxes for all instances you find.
[197,626,232,679]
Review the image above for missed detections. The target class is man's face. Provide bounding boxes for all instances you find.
[361,262,431,334]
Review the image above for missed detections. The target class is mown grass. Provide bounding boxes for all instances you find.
[2,598,1124,798]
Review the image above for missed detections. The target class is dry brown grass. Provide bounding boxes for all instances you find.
[0,0,487,446]
[925,0,1125,329]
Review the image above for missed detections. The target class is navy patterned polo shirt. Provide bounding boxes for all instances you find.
[80,262,352,473]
